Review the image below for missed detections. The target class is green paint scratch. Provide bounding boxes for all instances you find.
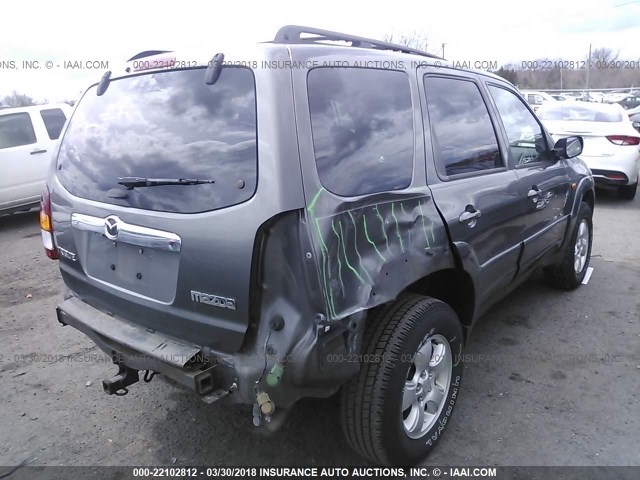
[307,187,326,214]
[348,211,373,283]
[338,220,365,285]
[314,217,336,318]
[307,187,336,318]
[363,213,386,262]
[331,220,346,294]
[401,202,413,249]
[374,206,391,256]
[418,202,431,250]
[391,203,405,254]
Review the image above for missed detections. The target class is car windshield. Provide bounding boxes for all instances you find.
[537,104,623,122]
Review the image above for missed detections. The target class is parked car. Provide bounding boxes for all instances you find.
[42,26,595,466]
[520,90,557,111]
[617,95,640,110]
[538,102,639,199]
[0,103,72,215]
[587,92,605,103]
[627,105,640,133]
[627,104,640,116]
[551,94,573,101]
[604,92,635,104]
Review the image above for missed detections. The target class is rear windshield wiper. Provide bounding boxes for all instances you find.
[117,177,215,190]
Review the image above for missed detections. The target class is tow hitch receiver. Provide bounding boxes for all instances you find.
[103,364,140,396]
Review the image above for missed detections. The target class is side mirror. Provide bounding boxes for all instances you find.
[553,136,583,159]
[633,121,640,133]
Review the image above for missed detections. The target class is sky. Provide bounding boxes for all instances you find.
[1,0,639,102]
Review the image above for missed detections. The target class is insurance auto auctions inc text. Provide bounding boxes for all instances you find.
[244,466,497,477]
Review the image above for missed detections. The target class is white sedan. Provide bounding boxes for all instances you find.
[537,102,640,200]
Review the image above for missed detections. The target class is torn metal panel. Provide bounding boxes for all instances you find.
[306,188,454,320]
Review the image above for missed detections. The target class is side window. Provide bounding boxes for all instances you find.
[0,113,37,150]
[424,76,503,177]
[40,108,67,140]
[488,85,553,166]
[308,68,414,197]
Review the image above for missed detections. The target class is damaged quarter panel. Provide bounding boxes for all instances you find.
[305,190,451,318]
[290,50,455,321]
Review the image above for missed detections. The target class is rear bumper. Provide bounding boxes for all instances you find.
[56,296,235,402]
[582,152,640,187]
[591,170,630,186]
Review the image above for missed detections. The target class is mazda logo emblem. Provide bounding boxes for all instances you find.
[104,216,120,240]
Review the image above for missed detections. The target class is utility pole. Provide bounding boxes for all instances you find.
[586,43,592,93]
[441,43,446,59]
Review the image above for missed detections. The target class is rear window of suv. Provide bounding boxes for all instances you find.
[56,67,257,214]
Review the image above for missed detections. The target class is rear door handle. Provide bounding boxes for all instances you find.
[528,186,542,198]
[459,209,481,223]
[30,149,47,155]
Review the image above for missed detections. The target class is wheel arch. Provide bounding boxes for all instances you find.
[572,177,595,216]
[403,268,475,341]
[581,186,595,213]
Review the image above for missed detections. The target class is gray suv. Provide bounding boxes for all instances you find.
[41,26,595,465]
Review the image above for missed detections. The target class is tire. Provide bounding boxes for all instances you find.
[618,182,637,200]
[543,201,593,290]
[340,294,464,466]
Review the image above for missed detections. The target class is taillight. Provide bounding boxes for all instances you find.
[39,186,58,259]
[606,173,627,180]
[606,135,640,145]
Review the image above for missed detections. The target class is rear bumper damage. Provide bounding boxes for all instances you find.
[55,292,361,416]
[56,296,236,403]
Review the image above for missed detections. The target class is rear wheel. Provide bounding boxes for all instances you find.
[618,182,637,200]
[340,294,464,466]
[543,201,593,290]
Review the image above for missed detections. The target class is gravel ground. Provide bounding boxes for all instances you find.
[0,189,639,469]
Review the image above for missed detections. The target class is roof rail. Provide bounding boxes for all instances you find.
[273,25,441,60]
[126,50,173,62]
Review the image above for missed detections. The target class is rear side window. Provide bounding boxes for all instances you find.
[40,108,67,140]
[424,76,502,177]
[57,67,257,214]
[0,113,37,149]
[308,68,414,197]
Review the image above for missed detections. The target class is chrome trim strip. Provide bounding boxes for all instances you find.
[70,213,103,233]
[71,213,182,253]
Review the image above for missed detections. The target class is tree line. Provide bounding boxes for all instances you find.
[493,48,640,90]
[386,33,639,91]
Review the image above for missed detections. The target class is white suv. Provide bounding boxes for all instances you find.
[0,103,72,215]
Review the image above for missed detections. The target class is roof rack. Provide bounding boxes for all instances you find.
[273,25,441,60]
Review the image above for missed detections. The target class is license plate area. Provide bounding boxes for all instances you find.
[84,233,179,303]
